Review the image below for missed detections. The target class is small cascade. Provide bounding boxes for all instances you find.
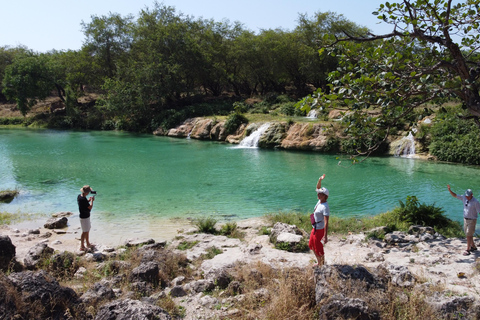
[187,123,197,139]
[238,123,271,148]
[394,132,416,157]
[306,109,318,119]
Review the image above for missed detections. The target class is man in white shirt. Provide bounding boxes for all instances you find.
[447,185,480,255]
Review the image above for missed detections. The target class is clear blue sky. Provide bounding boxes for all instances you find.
[1,0,391,52]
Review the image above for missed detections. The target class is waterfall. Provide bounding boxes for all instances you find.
[306,109,318,119]
[237,123,271,148]
[394,132,416,157]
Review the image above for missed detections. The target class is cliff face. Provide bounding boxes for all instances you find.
[153,117,430,157]
[154,117,336,152]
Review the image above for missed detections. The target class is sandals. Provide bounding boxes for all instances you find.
[463,250,471,256]
[470,246,478,252]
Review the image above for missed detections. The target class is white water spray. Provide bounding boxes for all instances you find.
[237,123,271,148]
[306,109,318,119]
[394,132,416,157]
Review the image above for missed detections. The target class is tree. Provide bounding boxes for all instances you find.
[81,12,134,85]
[297,0,480,155]
[2,54,56,116]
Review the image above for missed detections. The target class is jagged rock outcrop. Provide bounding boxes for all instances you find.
[94,298,172,320]
[8,270,78,319]
[0,235,16,272]
[44,216,68,229]
[280,122,331,151]
[24,242,54,270]
[0,191,17,203]
[154,118,335,152]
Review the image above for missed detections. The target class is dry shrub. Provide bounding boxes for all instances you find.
[262,268,316,320]
[315,266,443,320]
[229,262,316,320]
[0,273,24,318]
[157,296,186,318]
[380,285,439,320]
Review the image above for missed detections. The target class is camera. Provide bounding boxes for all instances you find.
[90,190,97,199]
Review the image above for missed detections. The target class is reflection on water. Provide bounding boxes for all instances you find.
[1,128,479,235]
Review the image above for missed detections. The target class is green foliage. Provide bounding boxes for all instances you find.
[395,196,449,228]
[297,1,480,159]
[259,226,271,236]
[279,102,296,116]
[429,111,480,165]
[233,102,248,114]
[219,222,243,239]
[194,216,218,234]
[274,237,309,253]
[0,117,24,125]
[266,195,462,238]
[177,240,199,250]
[224,113,248,135]
[200,246,223,260]
[2,54,56,116]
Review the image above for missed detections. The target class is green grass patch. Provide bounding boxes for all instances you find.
[200,246,223,260]
[265,196,463,238]
[0,212,15,224]
[177,240,199,250]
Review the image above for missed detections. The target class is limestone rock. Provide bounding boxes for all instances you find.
[130,261,159,284]
[0,190,17,203]
[43,217,68,229]
[94,298,171,320]
[184,279,215,293]
[319,295,380,320]
[270,222,303,242]
[24,242,54,270]
[125,238,155,247]
[0,235,16,272]
[80,281,116,305]
[8,270,78,319]
[190,118,215,139]
[170,285,188,297]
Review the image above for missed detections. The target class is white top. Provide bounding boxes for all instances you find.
[455,195,480,219]
[313,200,330,229]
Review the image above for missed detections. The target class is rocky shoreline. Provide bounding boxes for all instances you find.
[153,116,428,158]
[1,215,480,319]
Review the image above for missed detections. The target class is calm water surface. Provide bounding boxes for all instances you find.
[1,128,479,238]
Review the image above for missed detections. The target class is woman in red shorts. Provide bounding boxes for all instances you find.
[309,174,330,266]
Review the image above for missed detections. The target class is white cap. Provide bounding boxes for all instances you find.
[316,187,329,196]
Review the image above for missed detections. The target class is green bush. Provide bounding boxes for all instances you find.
[395,196,451,228]
[233,102,248,114]
[429,115,480,165]
[224,113,248,134]
[220,222,238,237]
[274,237,309,253]
[194,216,218,234]
[279,102,296,116]
[0,117,24,125]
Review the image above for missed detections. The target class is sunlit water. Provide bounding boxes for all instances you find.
[1,128,479,241]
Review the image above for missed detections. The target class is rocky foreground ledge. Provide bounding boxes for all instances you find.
[1,217,480,319]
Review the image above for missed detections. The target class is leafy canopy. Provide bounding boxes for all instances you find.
[297,0,480,155]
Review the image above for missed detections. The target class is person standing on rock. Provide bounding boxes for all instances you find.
[309,174,330,266]
[447,185,480,255]
[77,185,95,251]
